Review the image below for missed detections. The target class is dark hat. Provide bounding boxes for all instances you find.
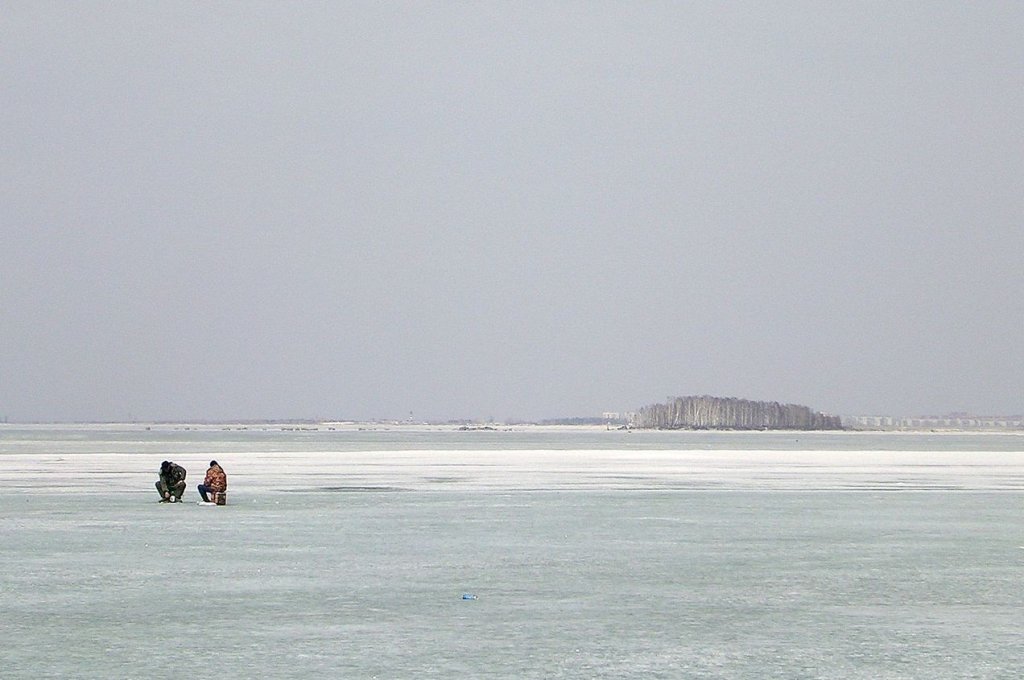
[209,460,218,467]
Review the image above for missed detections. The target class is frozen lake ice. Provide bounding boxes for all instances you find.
[2,426,1023,678]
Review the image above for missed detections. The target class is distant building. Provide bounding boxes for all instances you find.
[842,414,1024,430]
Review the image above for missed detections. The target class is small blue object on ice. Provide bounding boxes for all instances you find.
[461,593,477,600]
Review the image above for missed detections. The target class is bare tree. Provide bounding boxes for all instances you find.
[637,395,841,430]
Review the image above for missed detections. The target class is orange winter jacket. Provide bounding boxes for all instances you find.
[204,464,227,492]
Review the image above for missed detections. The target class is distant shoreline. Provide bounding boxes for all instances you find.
[0,421,1021,435]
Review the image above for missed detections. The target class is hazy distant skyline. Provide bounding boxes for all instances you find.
[2,2,1022,423]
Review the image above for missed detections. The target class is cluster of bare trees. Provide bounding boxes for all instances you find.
[637,395,841,430]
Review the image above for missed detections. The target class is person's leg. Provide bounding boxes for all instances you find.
[197,484,210,502]
[171,480,186,501]
[156,480,169,501]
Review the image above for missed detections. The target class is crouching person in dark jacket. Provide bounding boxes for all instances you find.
[156,461,187,502]
[198,460,227,505]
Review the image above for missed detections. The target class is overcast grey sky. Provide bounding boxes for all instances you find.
[2,2,1021,422]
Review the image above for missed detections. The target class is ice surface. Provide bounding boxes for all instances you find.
[2,428,1023,678]
[3,446,1024,495]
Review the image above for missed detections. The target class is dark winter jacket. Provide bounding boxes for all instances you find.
[161,462,187,486]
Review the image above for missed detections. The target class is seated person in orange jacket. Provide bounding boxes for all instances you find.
[198,460,227,503]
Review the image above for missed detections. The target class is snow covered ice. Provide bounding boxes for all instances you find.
[2,426,1023,678]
